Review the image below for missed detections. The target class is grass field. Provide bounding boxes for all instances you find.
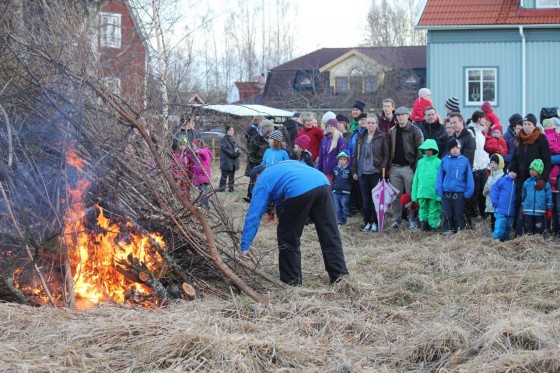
[1,174,560,371]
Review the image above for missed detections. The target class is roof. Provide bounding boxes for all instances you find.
[417,0,560,28]
[193,104,293,118]
[272,46,426,71]
[234,82,263,101]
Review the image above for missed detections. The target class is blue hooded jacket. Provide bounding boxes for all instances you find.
[436,153,474,198]
[522,177,553,216]
[241,161,330,251]
[490,174,516,216]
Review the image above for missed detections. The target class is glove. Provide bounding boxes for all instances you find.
[267,213,275,222]
[536,179,545,191]
[546,208,553,221]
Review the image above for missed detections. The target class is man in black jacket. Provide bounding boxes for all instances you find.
[449,113,476,167]
[283,113,302,150]
[418,106,446,157]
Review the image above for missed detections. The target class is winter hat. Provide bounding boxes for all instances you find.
[446,138,461,153]
[491,124,503,133]
[395,106,410,115]
[352,100,365,113]
[445,96,460,112]
[418,88,431,98]
[336,151,349,160]
[269,129,284,142]
[294,135,311,150]
[418,138,439,154]
[326,118,338,127]
[400,193,412,207]
[292,112,301,118]
[357,113,368,120]
[321,111,336,125]
[543,118,554,128]
[490,154,505,171]
[523,113,537,126]
[529,159,544,175]
[508,113,523,127]
[552,117,560,128]
[336,114,349,123]
[481,101,492,113]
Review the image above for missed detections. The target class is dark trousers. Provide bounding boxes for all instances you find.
[464,169,488,221]
[441,192,465,232]
[349,178,362,214]
[523,215,546,235]
[219,169,235,191]
[359,173,381,225]
[276,185,349,285]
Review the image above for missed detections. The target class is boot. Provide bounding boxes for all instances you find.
[421,221,431,232]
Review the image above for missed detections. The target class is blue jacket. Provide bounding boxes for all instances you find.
[260,147,290,166]
[241,161,330,251]
[436,154,474,198]
[332,164,352,194]
[490,174,516,216]
[522,177,553,216]
[347,127,366,165]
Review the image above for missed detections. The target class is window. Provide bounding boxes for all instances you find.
[465,68,497,106]
[334,76,377,95]
[100,12,121,48]
[335,77,348,94]
[537,0,560,8]
[101,77,121,96]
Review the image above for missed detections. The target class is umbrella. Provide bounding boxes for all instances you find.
[371,168,400,232]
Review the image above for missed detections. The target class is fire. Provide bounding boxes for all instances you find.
[63,148,164,307]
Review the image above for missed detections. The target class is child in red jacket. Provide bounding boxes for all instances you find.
[543,118,560,192]
[191,140,213,209]
[410,88,432,124]
[484,124,508,156]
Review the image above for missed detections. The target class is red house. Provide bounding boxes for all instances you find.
[96,0,147,111]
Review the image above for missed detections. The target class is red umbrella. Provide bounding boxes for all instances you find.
[371,168,400,232]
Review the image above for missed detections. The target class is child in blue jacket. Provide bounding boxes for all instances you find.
[521,159,553,235]
[332,151,352,226]
[436,139,474,234]
[490,167,516,241]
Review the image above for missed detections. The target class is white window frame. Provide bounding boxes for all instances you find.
[100,12,122,48]
[465,67,497,106]
[536,0,560,8]
[101,77,121,96]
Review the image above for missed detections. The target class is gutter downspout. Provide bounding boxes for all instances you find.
[519,25,526,115]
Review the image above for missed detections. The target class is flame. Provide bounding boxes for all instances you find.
[62,148,165,307]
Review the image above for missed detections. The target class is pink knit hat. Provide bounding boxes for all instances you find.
[294,135,311,150]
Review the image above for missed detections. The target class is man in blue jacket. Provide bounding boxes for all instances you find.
[240,161,349,285]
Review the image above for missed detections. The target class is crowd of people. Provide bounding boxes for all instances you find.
[171,95,560,285]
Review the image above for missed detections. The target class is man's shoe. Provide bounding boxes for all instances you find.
[370,223,378,232]
[409,221,417,229]
[390,221,401,229]
[362,223,372,232]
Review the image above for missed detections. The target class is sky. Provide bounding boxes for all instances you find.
[293,0,373,53]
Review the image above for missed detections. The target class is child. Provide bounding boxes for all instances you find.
[436,139,474,234]
[521,159,553,235]
[484,124,508,156]
[543,118,560,192]
[483,154,505,231]
[191,140,212,210]
[410,88,433,124]
[261,130,290,166]
[292,135,315,167]
[332,151,352,225]
[400,194,420,230]
[490,162,516,241]
[171,142,191,199]
[412,139,442,231]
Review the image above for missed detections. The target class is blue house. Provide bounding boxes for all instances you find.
[416,0,560,123]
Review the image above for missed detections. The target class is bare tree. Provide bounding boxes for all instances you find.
[365,0,426,47]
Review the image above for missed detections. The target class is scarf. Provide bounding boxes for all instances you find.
[516,128,541,146]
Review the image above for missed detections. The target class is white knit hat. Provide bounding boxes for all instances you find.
[418,88,431,98]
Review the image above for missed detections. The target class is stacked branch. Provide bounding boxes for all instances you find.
[0,0,276,307]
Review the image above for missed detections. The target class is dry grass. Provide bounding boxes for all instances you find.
[2,178,560,371]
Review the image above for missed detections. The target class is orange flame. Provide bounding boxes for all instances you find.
[63,148,165,307]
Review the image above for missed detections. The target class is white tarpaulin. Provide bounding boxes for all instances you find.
[193,104,294,118]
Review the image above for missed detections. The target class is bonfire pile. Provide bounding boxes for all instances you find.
[0,1,274,308]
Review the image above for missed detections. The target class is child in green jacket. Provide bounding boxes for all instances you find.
[412,139,442,231]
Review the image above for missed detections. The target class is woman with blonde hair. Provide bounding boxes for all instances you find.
[317,118,346,184]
